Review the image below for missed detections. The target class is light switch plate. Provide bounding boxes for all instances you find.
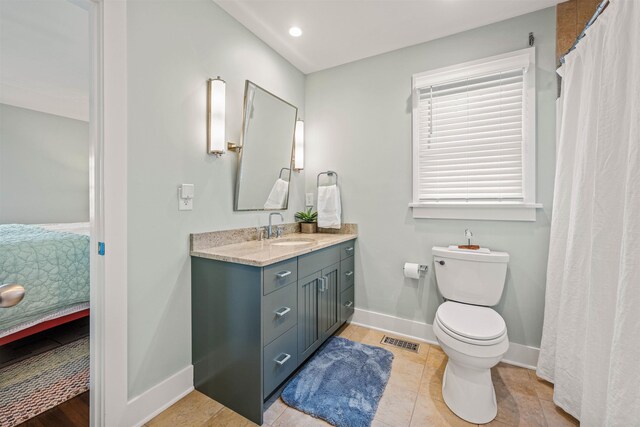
[180,183,194,199]
[305,193,314,206]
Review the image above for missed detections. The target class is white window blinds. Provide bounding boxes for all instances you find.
[416,68,526,202]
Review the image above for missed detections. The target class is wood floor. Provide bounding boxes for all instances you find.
[18,392,89,427]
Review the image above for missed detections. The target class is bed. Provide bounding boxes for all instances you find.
[0,223,90,345]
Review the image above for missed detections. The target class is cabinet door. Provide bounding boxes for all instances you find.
[298,272,322,361]
[319,263,340,339]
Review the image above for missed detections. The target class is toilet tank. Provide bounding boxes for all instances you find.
[432,246,509,306]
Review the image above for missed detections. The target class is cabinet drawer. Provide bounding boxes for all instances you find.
[263,325,298,398]
[340,240,355,260]
[298,246,340,278]
[340,257,355,292]
[341,286,355,322]
[264,258,297,295]
[263,282,297,346]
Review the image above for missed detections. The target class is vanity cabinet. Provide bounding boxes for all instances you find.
[191,238,356,425]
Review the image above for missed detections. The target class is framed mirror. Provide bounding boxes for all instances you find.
[234,81,298,211]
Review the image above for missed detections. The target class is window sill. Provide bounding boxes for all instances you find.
[409,202,543,221]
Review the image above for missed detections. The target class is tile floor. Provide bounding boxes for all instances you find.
[147,324,578,427]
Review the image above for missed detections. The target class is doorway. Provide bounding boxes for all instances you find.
[0,0,101,425]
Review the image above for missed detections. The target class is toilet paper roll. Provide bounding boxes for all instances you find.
[403,263,421,279]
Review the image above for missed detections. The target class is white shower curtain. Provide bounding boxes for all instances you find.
[537,0,640,425]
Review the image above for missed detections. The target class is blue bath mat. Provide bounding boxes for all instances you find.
[281,336,393,427]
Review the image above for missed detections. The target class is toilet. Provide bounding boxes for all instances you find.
[431,246,510,424]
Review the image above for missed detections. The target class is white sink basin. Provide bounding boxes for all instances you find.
[270,238,316,247]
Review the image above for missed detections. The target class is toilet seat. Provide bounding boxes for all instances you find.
[436,301,507,346]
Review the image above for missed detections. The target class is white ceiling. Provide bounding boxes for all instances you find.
[0,0,89,120]
[215,0,562,74]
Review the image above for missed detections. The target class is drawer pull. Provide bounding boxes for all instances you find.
[276,270,292,278]
[274,353,291,366]
[274,306,291,317]
[345,301,354,308]
[345,247,354,254]
[345,271,354,277]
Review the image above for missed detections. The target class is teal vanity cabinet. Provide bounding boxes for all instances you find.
[191,238,356,425]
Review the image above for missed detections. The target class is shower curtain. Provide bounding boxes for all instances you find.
[537,0,640,425]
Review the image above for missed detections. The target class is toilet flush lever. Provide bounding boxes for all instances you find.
[436,260,445,266]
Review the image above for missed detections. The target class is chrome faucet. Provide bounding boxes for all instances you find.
[267,212,284,239]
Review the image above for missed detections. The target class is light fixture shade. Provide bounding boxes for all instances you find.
[207,77,226,155]
[294,119,304,171]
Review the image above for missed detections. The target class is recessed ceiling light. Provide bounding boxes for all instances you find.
[289,27,302,37]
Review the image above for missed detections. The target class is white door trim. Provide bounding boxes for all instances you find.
[89,0,129,425]
[102,0,129,425]
[87,0,105,424]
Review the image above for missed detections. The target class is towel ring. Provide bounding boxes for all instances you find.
[279,167,291,181]
[317,171,338,188]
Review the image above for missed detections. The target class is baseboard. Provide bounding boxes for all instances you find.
[352,307,439,343]
[125,364,194,427]
[352,308,539,369]
[501,342,540,369]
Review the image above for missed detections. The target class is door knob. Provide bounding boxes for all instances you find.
[0,284,26,308]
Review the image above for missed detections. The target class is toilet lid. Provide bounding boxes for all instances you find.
[436,301,506,341]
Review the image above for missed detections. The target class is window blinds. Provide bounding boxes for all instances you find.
[416,68,525,202]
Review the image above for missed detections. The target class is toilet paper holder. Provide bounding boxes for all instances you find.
[403,263,429,279]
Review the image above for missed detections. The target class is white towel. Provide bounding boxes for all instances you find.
[317,184,341,229]
[264,178,289,209]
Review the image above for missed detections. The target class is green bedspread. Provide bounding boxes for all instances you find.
[0,224,90,333]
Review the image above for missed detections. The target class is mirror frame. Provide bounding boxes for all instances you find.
[233,80,299,211]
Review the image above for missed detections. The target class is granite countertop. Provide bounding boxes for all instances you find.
[190,230,357,267]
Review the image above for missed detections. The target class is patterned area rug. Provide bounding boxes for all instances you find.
[0,336,89,426]
[281,336,393,427]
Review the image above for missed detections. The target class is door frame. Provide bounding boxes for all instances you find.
[87,0,128,425]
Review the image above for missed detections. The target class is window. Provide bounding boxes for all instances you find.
[410,48,540,221]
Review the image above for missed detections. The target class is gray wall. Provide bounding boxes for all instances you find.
[305,8,556,348]
[0,103,89,224]
[126,0,305,398]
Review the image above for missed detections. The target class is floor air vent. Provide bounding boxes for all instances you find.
[380,336,420,353]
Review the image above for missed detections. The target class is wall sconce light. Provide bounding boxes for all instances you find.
[207,77,226,156]
[294,119,304,171]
